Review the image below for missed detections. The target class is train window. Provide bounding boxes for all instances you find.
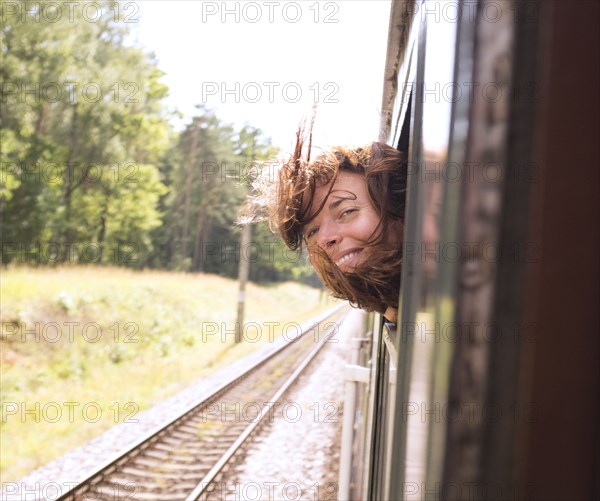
[392,8,461,498]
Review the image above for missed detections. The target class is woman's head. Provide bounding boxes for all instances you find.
[268,140,408,313]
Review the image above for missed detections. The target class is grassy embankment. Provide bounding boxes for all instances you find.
[0,266,335,481]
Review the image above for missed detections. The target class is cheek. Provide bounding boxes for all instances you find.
[359,209,384,239]
[355,216,383,243]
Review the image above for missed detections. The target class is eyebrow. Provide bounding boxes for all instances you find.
[329,198,346,210]
[327,192,356,211]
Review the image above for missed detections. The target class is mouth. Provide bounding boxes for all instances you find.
[334,249,362,268]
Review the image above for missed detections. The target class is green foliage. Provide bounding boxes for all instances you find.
[0,1,320,284]
[1,0,171,264]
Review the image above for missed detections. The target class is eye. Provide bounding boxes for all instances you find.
[305,226,319,240]
[339,208,357,219]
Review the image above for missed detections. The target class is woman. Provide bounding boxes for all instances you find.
[249,132,408,322]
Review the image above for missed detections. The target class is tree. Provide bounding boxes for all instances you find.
[1,1,172,264]
[159,108,243,272]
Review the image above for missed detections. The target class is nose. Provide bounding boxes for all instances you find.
[316,219,341,250]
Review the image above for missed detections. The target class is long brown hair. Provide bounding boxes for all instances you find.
[245,131,408,313]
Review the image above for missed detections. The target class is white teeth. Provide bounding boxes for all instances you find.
[336,251,358,266]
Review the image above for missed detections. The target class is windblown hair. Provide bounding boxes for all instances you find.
[244,129,408,313]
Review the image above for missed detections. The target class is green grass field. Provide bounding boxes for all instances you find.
[0,266,334,481]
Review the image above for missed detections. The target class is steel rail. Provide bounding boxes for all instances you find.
[57,303,347,501]
[185,317,343,500]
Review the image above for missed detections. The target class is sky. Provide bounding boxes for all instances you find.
[129,1,393,153]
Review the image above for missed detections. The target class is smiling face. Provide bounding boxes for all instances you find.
[302,171,382,272]
[266,142,407,314]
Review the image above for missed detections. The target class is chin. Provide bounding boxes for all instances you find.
[338,259,364,273]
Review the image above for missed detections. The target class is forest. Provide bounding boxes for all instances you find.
[0,0,316,284]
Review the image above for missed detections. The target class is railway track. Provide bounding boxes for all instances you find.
[57,304,348,501]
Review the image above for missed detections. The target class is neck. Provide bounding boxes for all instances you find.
[383,307,398,323]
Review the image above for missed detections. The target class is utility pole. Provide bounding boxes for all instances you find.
[235,222,251,343]
[235,128,258,343]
